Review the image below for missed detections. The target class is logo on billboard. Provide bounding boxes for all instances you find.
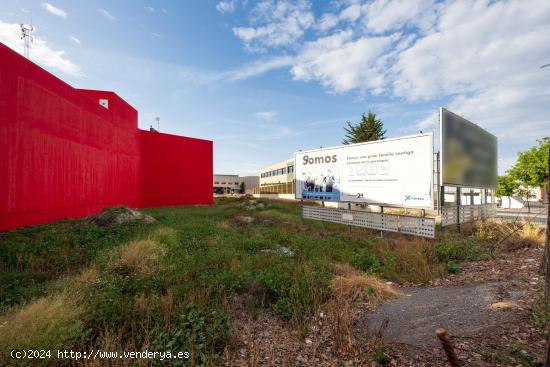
[302,154,337,165]
[404,195,424,202]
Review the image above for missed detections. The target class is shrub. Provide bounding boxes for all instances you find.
[354,247,383,274]
[446,260,460,274]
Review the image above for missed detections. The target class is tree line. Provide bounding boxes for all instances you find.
[496,137,549,209]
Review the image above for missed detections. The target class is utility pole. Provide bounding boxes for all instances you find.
[155,117,160,131]
[20,19,33,59]
[541,63,550,367]
[544,146,550,367]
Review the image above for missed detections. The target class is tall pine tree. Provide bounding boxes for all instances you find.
[342,111,386,145]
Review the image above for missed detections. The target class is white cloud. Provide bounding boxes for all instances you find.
[42,2,67,18]
[291,30,397,94]
[69,35,81,45]
[232,0,314,51]
[145,6,155,13]
[224,56,294,81]
[0,21,81,76]
[316,13,339,32]
[216,1,235,14]
[392,0,550,147]
[160,8,168,14]
[340,3,362,22]
[21,8,30,13]
[254,111,278,120]
[362,0,437,34]
[228,0,550,170]
[98,9,116,22]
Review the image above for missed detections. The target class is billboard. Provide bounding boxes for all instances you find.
[440,108,497,188]
[295,134,433,208]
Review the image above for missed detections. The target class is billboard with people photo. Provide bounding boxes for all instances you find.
[295,134,433,208]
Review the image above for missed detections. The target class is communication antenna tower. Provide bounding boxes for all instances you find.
[20,18,34,59]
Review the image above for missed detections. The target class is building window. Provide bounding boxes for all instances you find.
[221,182,226,184]
[288,165,294,173]
[214,181,219,184]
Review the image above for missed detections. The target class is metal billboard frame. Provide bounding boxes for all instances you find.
[438,108,498,228]
[439,107,498,189]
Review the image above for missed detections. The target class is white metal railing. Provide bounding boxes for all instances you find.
[302,205,436,238]
[440,204,497,226]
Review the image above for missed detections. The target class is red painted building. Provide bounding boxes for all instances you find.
[0,42,213,231]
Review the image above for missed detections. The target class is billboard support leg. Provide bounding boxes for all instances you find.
[457,187,461,233]
[347,202,352,235]
[321,200,325,233]
[380,206,384,238]
[440,152,445,215]
[300,199,304,225]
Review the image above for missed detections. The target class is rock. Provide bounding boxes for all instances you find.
[278,245,294,257]
[236,216,255,224]
[239,199,269,211]
[94,206,156,227]
[305,338,312,345]
[260,244,294,258]
[489,301,518,310]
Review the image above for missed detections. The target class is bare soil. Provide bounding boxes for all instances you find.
[225,246,545,366]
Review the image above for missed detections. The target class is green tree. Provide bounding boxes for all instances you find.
[508,137,549,188]
[496,174,519,208]
[239,181,245,194]
[342,111,386,145]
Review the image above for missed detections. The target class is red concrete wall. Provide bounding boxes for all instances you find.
[0,42,212,231]
[140,131,213,207]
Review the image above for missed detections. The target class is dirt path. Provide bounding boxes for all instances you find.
[358,247,545,366]
[362,281,524,348]
[225,246,545,366]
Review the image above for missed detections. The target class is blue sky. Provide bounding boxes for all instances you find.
[1,0,549,175]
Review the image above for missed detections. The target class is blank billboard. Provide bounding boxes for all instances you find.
[440,108,497,188]
[295,134,433,208]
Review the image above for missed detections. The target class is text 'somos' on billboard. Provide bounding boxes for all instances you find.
[440,108,497,188]
[294,134,434,209]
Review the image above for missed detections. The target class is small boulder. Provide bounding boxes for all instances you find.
[260,244,294,258]
[236,215,255,224]
[94,206,156,227]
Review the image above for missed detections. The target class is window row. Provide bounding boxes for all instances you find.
[261,165,294,178]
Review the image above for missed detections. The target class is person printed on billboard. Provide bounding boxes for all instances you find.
[316,174,324,192]
[303,173,315,192]
[324,169,335,192]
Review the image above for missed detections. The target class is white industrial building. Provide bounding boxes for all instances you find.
[213,174,259,194]
[259,158,294,186]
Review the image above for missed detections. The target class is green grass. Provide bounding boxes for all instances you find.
[0,198,518,366]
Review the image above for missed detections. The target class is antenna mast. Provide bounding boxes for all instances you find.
[20,18,34,59]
